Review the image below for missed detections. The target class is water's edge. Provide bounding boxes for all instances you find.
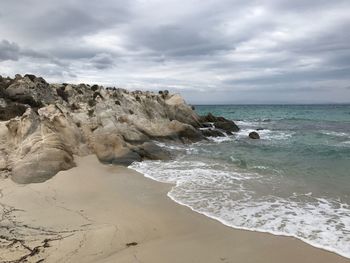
[129,165,350,260]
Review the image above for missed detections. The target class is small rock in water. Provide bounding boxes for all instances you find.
[249,131,260,139]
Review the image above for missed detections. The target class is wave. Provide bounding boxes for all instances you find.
[129,160,350,259]
[207,136,235,143]
[320,130,350,138]
[235,120,271,126]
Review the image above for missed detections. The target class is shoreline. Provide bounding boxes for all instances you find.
[0,155,349,262]
[166,191,350,260]
[132,163,350,260]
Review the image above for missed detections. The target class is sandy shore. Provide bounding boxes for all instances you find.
[0,155,349,263]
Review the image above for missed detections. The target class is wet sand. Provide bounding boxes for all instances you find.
[0,155,349,262]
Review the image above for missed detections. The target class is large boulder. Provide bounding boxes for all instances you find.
[200,113,240,134]
[12,147,75,184]
[165,94,201,128]
[92,132,141,165]
[7,109,76,183]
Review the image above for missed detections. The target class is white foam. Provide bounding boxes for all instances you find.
[129,160,350,259]
[154,141,186,151]
[235,120,258,126]
[235,128,293,141]
[321,130,349,138]
[207,136,235,143]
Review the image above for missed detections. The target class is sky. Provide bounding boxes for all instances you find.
[1,0,350,104]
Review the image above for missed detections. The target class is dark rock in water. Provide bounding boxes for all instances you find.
[214,121,239,133]
[249,131,260,139]
[135,142,171,160]
[200,113,239,133]
[201,128,225,137]
[256,128,264,131]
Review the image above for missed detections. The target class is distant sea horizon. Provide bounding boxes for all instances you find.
[192,102,350,106]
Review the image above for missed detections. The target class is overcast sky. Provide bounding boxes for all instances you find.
[1,0,350,104]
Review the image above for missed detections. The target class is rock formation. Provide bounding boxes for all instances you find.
[0,74,239,184]
[199,113,240,136]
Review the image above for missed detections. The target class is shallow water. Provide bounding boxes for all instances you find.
[130,104,350,258]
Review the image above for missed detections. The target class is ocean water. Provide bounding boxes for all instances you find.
[129,104,350,258]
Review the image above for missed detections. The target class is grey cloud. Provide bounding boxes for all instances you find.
[0,0,132,40]
[0,39,68,67]
[0,40,20,61]
[0,0,350,103]
[129,24,233,57]
[90,53,115,69]
[224,67,350,86]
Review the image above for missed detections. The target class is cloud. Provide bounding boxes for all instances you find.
[0,0,350,103]
[90,53,115,69]
[0,40,20,61]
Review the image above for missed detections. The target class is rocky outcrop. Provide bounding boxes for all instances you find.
[213,121,239,134]
[199,113,240,135]
[0,74,240,184]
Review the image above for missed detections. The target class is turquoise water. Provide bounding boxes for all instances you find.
[130,104,350,258]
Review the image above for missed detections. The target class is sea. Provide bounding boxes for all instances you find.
[129,104,350,258]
